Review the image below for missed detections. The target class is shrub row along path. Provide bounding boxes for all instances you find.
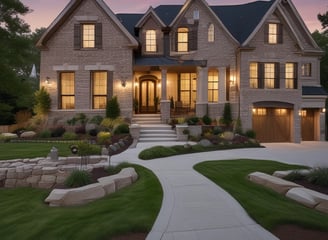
[111,141,328,240]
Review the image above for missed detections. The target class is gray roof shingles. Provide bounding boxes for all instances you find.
[116,1,276,44]
[302,86,328,96]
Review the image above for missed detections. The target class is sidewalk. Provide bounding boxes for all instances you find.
[111,141,328,240]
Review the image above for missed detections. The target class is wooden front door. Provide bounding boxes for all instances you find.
[140,80,156,113]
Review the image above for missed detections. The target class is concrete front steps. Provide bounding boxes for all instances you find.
[132,114,177,142]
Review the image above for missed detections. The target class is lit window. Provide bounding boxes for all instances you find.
[299,110,307,117]
[60,72,75,109]
[301,63,311,77]
[267,23,282,44]
[208,70,218,102]
[253,108,267,116]
[92,71,107,109]
[275,108,287,116]
[250,62,258,88]
[208,24,214,42]
[177,28,189,52]
[180,73,196,108]
[146,30,157,52]
[82,24,95,48]
[264,63,275,89]
[285,63,297,89]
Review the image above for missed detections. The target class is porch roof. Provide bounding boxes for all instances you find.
[134,57,207,67]
[302,86,328,96]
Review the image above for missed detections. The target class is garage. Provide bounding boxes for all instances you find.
[252,102,293,143]
[300,109,315,141]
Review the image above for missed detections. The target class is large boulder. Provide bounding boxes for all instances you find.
[20,131,37,138]
[248,172,302,194]
[63,183,105,206]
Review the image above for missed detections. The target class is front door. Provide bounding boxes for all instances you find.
[140,80,156,113]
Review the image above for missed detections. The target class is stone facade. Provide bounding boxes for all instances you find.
[37,0,326,142]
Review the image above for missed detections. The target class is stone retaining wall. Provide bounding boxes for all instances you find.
[0,156,109,189]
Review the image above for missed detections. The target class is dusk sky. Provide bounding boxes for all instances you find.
[21,0,327,33]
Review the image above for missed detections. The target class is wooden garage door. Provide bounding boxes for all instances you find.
[253,108,291,142]
[301,109,315,141]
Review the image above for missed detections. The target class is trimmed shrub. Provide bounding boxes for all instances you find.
[100,117,124,131]
[38,129,51,138]
[63,132,78,140]
[88,128,99,137]
[187,116,199,125]
[51,126,66,138]
[106,96,120,119]
[64,170,92,188]
[89,115,104,125]
[97,131,111,145]
[77,142,101,156]
[139,146,178,160]
[202,115,212,125]
[307,168,328,187]
[284,171,306,181]
[245,129,256,139]
[221,103,232,126]
[114,123,130,135]
[213,126,223,135]
[33,87,51,116]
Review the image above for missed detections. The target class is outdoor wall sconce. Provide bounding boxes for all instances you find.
[121,79,126,87]
[45,76,50,84]
[322,108,326,113]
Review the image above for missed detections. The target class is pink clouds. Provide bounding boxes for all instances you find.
[21,0,325,32]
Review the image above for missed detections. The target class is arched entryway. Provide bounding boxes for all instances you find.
[139,75,158,113]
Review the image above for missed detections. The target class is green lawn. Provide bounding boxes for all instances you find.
[0,164,163,240]
[0,142,74,160]
[194,159,328,231]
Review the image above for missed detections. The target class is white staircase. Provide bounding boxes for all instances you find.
[132,114,177,142]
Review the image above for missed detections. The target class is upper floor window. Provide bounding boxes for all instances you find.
[177,28,189,52]
[250,62,258,88]
[266,23,283,44]
[285,63,298,89]
[60,72,75,109]
[208,70,218,102]
[250,62,280,89]
[74,23,102,49]
[146,30,157,52]
[301,63,312,77]
[208,24,214,42]
[92,71,108,109]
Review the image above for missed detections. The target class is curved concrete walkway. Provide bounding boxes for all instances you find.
[111,141,328,240]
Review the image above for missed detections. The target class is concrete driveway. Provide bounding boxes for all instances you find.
[111,141,328,240]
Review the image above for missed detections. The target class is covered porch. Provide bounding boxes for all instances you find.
[133,56,234,123]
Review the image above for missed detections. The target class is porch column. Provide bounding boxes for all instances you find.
[160,67,170,123]
[161,67,167,100]
[196,66,208,117]
[218,67,227,103]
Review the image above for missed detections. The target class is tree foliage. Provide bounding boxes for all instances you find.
[0,0,44,125]
[318,11,328,31]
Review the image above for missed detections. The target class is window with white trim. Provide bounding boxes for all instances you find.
[146,30,157,52]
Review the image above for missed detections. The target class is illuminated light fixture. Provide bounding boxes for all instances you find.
[121,79,126,87]
[45,76,50,84]
[322,108,326,113]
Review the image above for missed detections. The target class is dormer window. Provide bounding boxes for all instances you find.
[146,30,157,52]
[74,23,102,49]
[177,27,189,52]
[266,23,283,44]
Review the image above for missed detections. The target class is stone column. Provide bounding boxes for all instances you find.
[219,67,226,103]
[196,67,208,117]
[161,68,167,101]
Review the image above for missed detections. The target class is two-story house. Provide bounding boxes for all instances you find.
[37,0,327,143]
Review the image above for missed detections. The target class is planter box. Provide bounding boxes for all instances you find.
[176,124,188,141]
[188,125,202,137]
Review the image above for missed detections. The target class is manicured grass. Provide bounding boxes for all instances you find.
[139,143,262,160]
[0,142,73,160]
[0,164,162,240]
[194,159,328,231]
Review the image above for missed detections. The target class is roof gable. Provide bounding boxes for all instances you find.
[211,1,275,44]
[37,0,138,48]
[136,7,166,28]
